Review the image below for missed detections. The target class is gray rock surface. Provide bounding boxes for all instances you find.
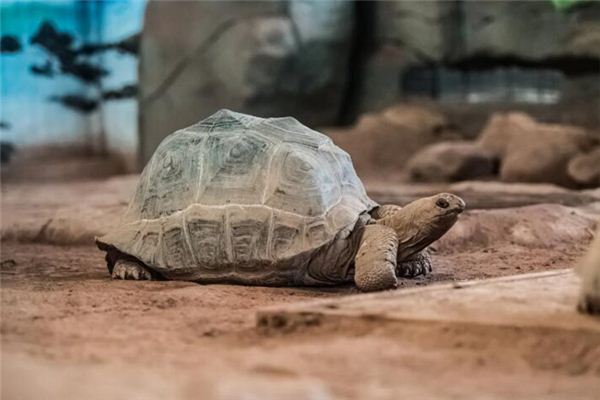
[406,141,497,182]
[355,1,600,117]
[462,1,565,59]
[139,1,354,164]
[373,0,600,61]
[375,1,460,62]
[137,0,600,160]
[464,0,600,58]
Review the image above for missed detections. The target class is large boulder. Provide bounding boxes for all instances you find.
[139,1,354,164]
[406,141,497,182]
[478,112,594,187]
[477,112,537,158]
[568,147,600,187]
[326,104,462,179]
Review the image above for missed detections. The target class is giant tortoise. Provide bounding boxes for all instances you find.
[96,110,465,291]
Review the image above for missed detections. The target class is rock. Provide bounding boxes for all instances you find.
[501,129,593,187]
[406,141,497,182]
[375,1,460,62]
[477,112,538,158]
[462,0,600,59]
[436,204,597,253]
[326,104,461,178]
[566,3,600,58]
[353,2,461,113]
[357,45,406,112]
[139,1,354,164]
[568,147,600,188]
[478,112,594,187]
[352,1,600,120]
[462,1,565,59]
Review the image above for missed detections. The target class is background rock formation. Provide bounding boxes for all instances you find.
[139,1,354,164]
[478,112,597,187]
[324,104,461,179]
[138,0,600,164]
[406,141,497,182]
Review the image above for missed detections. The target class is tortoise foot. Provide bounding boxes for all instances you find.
[397,251,432,278]
[112,260,153,280]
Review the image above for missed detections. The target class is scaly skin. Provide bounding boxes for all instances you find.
[354,224,399,291]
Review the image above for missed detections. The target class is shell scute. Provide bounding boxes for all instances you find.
[161,217,195,271]
[227,206,271,265]
[264,144,340,217]
[198,132,273,206]
[185,207,228,270]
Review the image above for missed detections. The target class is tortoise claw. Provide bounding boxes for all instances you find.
[397,252,432,278]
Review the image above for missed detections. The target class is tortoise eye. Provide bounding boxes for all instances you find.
[436,198,449,209]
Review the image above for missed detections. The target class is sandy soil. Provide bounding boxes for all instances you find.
[2,242,599,400]
[2,176,600,399]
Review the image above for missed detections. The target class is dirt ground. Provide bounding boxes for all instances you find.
[2,175,600,399]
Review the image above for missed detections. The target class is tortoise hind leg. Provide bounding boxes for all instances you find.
[354,224,399,292]
[112,260,153,280]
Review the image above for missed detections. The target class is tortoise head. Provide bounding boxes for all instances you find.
[430,192,465,222]
[383,193,465,260]
[406,193,465,233]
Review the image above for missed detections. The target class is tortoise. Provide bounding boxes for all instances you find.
[96,109,465,291]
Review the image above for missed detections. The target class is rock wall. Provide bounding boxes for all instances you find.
[139,0,354,164]
[138,0,600,163]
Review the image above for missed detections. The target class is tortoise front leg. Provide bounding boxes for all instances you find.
[354,224,398,292]
[372,204,432,277]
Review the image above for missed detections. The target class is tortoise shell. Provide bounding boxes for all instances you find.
[97,110,376,283]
